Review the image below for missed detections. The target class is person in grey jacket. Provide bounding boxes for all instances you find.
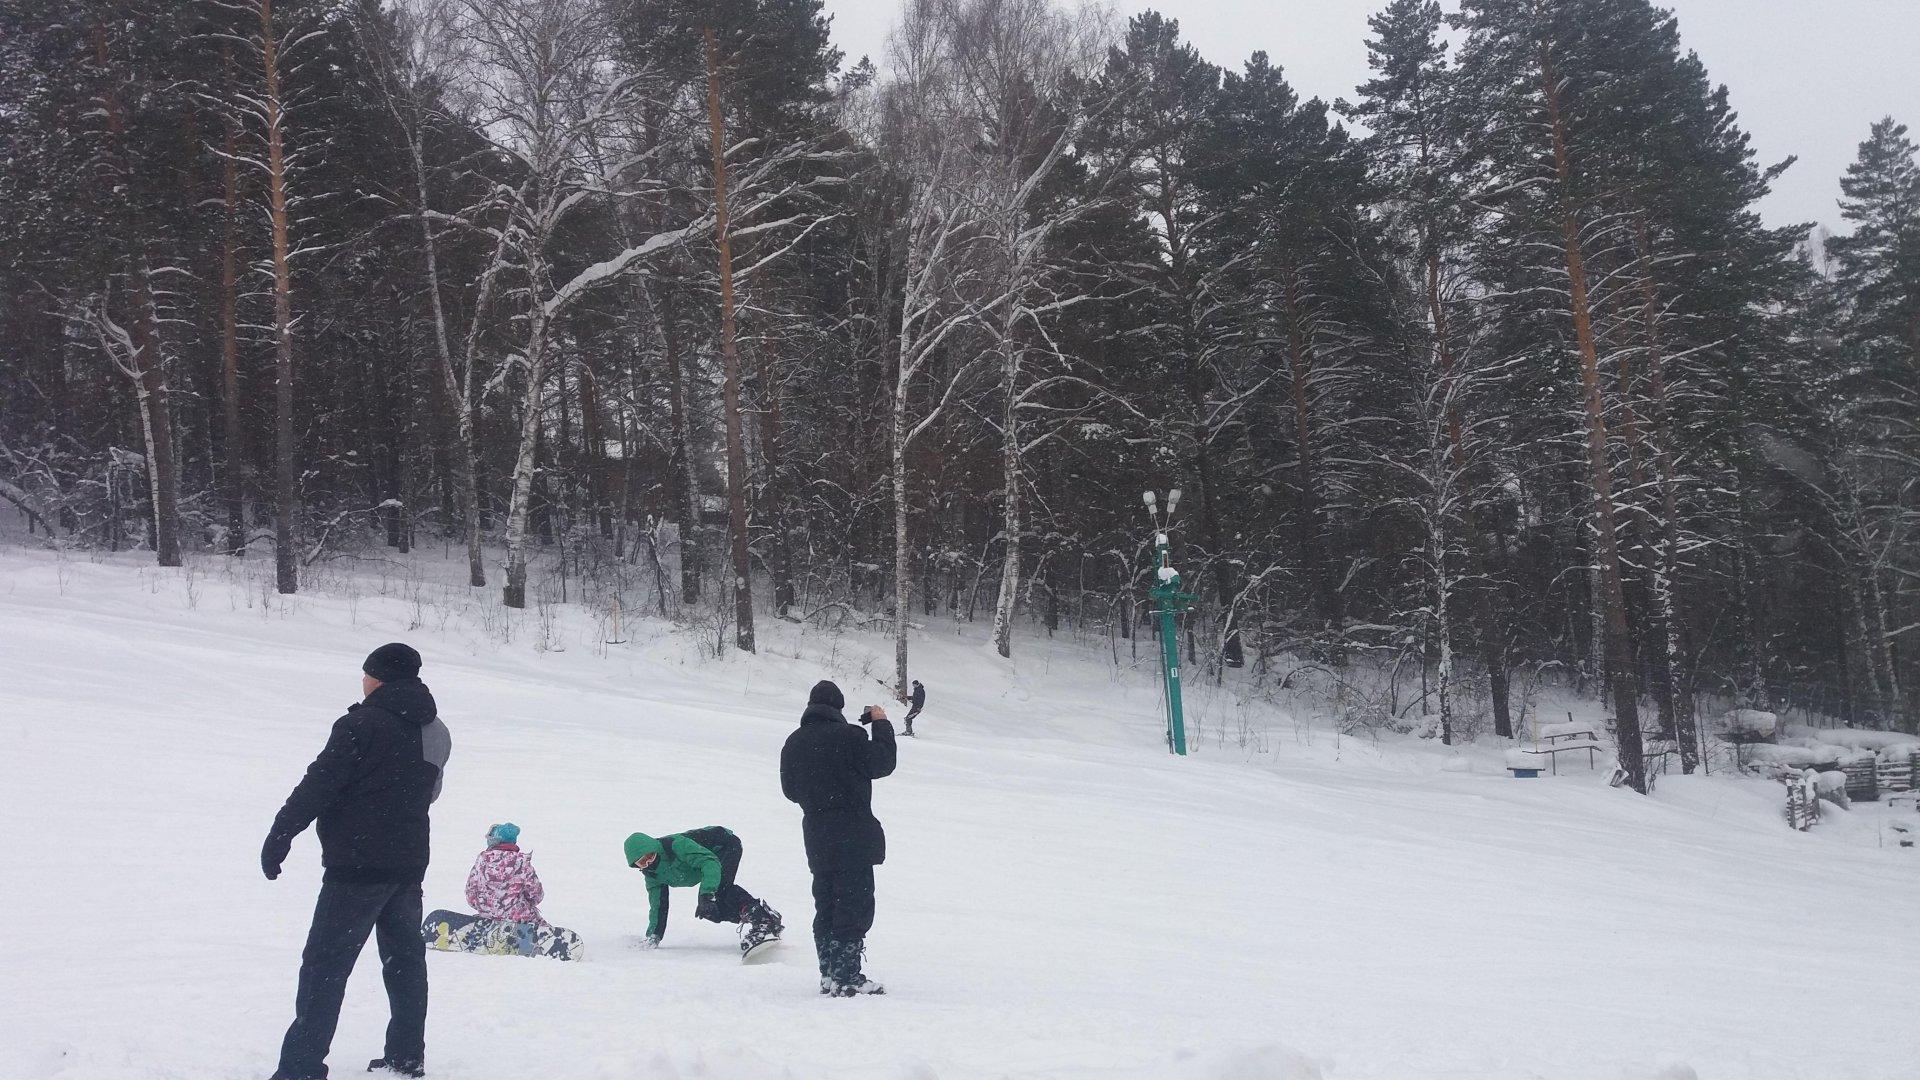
[263,643,451,1080]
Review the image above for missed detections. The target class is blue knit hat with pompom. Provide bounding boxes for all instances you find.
[486,822,520,847]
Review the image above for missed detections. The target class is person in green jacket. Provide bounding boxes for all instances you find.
[624,827,782,957]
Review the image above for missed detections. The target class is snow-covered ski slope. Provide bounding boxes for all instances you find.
[3,546,1917,1080]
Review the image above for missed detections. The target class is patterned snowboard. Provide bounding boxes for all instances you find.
[422,909,583,961]
[741,936,782,964]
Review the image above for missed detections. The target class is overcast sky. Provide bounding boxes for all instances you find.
[819,0,1920,232]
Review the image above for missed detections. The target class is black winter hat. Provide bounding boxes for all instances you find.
[808,680,845,709]
[363,642,422,683]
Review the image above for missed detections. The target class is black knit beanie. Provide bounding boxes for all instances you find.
[808,680,845,709]
[363,642,422,683]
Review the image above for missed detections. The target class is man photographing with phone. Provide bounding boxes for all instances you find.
[780,680,897,996]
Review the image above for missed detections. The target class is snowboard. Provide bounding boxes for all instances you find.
[422,909,583,961]
[741,936,782,964]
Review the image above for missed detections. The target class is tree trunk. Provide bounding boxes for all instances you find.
[660,284,701,603]
[1839,545,1884,726]
[893,374,912,698]
[1868,568,1906,731]
[576,357,614,538]
[757,343,796,615]
[388,351,412,555]
[1284,269,1337,642]
[890,220,924,699]
[502,298,550,610]
[1847,472,1904,726]
[991,335,1020,659]
[1612,272,1667,738]
[220,46,247,556]
[411,139,485,586]
[127,265,182,568]
[1432,495,1455,745]
[705,27,755,653]
[1427,249,1512,737]
[1542,42,1645,790]
[262,0,299,594]
[1632,214,1698,770]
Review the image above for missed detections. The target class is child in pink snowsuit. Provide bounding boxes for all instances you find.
[466,823,546,925]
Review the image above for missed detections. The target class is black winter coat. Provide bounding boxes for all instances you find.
[267,678,452,882]
[780,702,897,872]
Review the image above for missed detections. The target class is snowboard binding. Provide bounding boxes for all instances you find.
[738,900,783,962]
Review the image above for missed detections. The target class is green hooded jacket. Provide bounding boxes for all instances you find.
[624,827,732,940]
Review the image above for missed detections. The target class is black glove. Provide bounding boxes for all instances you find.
[695,894,720,921]
[261,834,291,880]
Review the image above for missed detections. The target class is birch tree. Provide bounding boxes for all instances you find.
[86,16,184,568]
[910,0,1110,660]
[453,0,696,609]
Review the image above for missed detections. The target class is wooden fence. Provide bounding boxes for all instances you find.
[1784,776,1820,831]
[1842,753,1920,801]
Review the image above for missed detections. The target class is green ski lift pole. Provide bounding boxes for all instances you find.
[1143,490,1196,756]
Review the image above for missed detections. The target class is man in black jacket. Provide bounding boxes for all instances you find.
[903,679,926,737]
[263,643,452,1080]
[780,679,896,996]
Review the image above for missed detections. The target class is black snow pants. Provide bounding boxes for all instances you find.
[810,865,876,943]
[696,832,760,923]
[275,880,427,1079]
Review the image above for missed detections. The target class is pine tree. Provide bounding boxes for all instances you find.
[1193,51,1375,658]
[1081,13,1238,662]
[1818,118,1920,729]
[1455,0,1654,786]
[1830,119,1920,393]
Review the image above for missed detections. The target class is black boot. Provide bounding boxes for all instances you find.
[814,930,833,994]
[827,938,885,997]
[367,1058,425,1078]
[750,900,783,936]
[739,901,782,958]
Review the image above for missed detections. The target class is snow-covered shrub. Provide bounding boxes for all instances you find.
[1814,770,1852,809]
[1796,727,1920,758]
[1743,744,1842,770]
[1717,709,1778,739]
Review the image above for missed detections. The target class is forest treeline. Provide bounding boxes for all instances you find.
[3,0,1917,785]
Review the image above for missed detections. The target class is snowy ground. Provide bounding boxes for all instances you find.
[3,543,1918,1080]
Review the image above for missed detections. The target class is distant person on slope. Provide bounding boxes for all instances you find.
[902,679,926,737]
[261,643,451,1080]
[781,680,897,996]
[624,827,783,959]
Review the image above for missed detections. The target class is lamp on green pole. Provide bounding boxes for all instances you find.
[1143,490,1195,756]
